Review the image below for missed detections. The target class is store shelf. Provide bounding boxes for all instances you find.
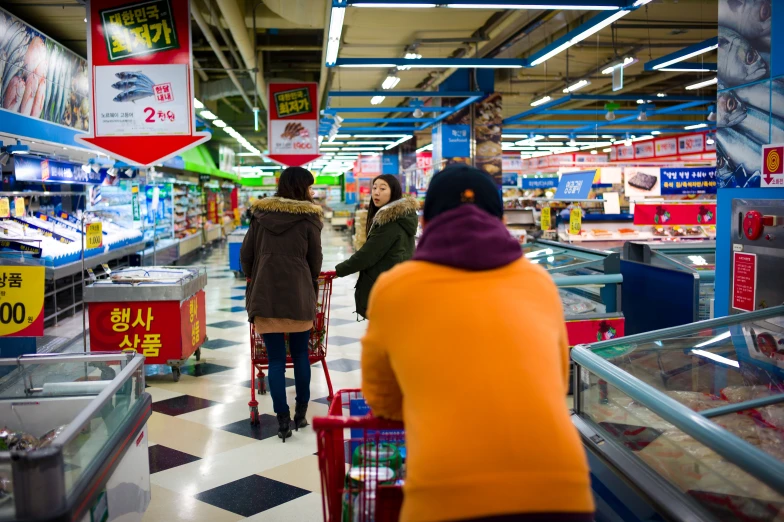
[44,240,145,280]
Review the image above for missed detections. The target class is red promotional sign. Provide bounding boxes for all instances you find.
[565,317,625,347]
[267,82,320,167]
[633,203,716,226]
[732,253,757,312]
[762,144,784,187]
[88,290,206,364]
[76,0,209,166]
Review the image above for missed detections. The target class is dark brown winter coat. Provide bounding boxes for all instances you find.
[241,197,323,333]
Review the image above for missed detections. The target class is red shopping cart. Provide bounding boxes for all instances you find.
[247,271,337,425]
[313,389,405,522]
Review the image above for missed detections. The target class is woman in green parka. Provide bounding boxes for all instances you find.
[336,174,418,319]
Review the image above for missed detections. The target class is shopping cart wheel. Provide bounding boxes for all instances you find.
[250,406,260,425]
[172,367,181,382]
[195,348,201,361]
[258,377,267,395]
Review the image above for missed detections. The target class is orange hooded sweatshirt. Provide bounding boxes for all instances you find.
[361,205,595,522]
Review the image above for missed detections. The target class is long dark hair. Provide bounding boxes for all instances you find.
[276,167,314,201]
[366,174,403,237]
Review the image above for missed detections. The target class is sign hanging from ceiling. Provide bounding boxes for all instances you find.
[76,0,209,167]
[267,82,321,167]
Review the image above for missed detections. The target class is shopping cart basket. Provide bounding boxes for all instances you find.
[247,271,337,425]
[313,389,405,522]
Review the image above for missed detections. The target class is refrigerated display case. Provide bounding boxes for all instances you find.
[571,306,784,522]
[522,240,624,345]
[0,352,151,522]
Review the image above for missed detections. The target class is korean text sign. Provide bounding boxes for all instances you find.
[554,170,595,201]
[267,82,320,167]
[87,290,206,364]
[660,168,717,195]
[0,266,45,337]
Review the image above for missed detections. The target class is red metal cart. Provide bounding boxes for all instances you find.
[247,271,337,425]
[313,389,405,522]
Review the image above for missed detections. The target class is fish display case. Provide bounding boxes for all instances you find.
[84,267,208,381]
[621,241,717,335]
[0,352,151,522]
[522,239,624,345]
[571,306,784,522]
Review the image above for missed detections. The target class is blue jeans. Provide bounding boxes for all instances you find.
[262,331,311,414]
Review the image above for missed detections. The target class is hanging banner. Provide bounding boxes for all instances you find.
[554,170,595,200]
[76,0,209,166]
[267,82,320,167]
[660,167,718,195]
[0,265,45,337]
[633,203,717,226]
[521,177,558,190]
[474,93,503,187]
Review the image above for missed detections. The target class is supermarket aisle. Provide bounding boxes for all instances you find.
[143,227,364,521]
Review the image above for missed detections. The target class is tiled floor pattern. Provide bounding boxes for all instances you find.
[142,228,364,521]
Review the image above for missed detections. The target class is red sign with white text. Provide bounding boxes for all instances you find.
[267,82,320,167]
[762,144,784,187]
[76,0,209,166]
[732,253,757,312]
[88,290,206,364]
[633,203,716,226]
[565,317,625,346]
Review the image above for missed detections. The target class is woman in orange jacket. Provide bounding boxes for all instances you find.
[361,165,595,522]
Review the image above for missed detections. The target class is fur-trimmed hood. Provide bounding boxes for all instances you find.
[252,196,323,216]
[371,196,419,230]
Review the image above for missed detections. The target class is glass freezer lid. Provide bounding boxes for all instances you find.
[667,252,717,271]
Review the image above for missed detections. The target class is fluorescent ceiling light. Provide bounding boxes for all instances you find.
[353,134,409,138]
[346,141,395,145]
[690,349,739,368]
[636,99,645,104]
[659,67,714,72]
[601,56,636,74]
[416,144,433,153]
[602,148,611,152]
[213,119,227,128]
[223,126,236,133]
[446,4,620,9]
[340,63,397,68]
[326,7,345,65]
[370,95,386,105]
[398,53,422,70]
[199,110,217,120]
[656,93,666,97]
[193,99,204,109]
[684,123,708,130]
[562,80,590,93]
[685,77,718,90]
[403,63,522,69]
[633,0,653,5]
[653,44,718,70]
[632,135,654,141]
[651,131,661,135]
[319,147,341,151]
[384,135,413,149]
[341,147,385,151]
[352,3,436,6]
[706,137,715,145]
[530,95,551,107]
[382,75,401,89]
[530,9,629,66]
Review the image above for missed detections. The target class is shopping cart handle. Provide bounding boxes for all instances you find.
[321,270,337,278]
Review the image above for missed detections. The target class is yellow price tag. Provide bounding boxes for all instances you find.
[0,266,45,336]
[86,222,103,249]
[233,208,241,226]
[569,208,582,235]
[0,198,9,218]
[14,197,25,217]
[540,207,551,231]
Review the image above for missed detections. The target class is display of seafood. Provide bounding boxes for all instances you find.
[281,122,305,139]
[0,8,88,130]
[716,0,775,189]
[111,71,155,103]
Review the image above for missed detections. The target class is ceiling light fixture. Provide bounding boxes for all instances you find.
[637,110,648,121]
[636,99,645,104]
[651,131,661,135]
[398,52,422,70]
[4,140,29,155]
[706,104,717,122]
[656,93,666,97]
[530,10,630,66]
[601,56,637,74]
[194,98,204,109]
[562,79,590,93]
[384,135,414,150]
[604,102,619,121]
[213,119,227,128]
[199,110,218,120]
[685,77,717,90]
[370,95,386,105]
[352,3,437,6]
[325,6,346,66]
[652,43,718,70]
[658,67,714,72]
[684,123,708,130]
[530,95,551,107]
[382,74,401,89]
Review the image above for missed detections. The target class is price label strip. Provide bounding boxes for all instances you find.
[0,265,45,337]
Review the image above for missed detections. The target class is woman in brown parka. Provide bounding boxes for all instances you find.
[240,167,323,441]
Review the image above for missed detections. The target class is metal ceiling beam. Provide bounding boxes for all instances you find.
[329,90,483,97]
[216,0,267,110]
[644,37,719,71]
[331,57,527,68]
[572,100,713,132]
[343,0,628,7]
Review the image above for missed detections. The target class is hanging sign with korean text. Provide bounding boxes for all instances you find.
[86,222,103,249]
[554,170,595,201]
[267,82,320,167]
[76,0,209,166]
[660,168,718,195]
[0,266,45,337]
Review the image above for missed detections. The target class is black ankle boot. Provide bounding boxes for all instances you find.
[277,412,292,442]
[293,402,308,431]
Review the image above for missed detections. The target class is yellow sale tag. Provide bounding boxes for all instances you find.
[233,208,241,226]
[540,207,551,231]
[86,222,103,249]
[569,208,582,235]
[0,265,45,336]
[0,198,9,218]
[14,197,25,217]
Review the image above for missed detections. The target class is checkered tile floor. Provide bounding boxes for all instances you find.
[142,228,365,521]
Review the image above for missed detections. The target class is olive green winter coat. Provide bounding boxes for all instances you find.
[336,196,419,318]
